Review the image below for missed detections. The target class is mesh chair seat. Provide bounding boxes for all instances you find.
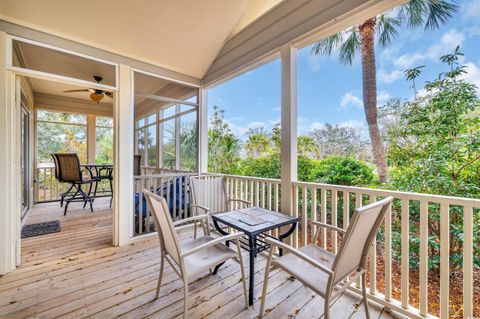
[183,239,238,278]
[273,244,337,297]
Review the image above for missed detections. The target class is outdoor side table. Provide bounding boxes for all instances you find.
[211,207,299,306]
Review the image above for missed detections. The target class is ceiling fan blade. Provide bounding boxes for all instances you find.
[62,89,91,93]
[104,91,114,98]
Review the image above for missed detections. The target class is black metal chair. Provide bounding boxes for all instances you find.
[51,153,100,215]
[134,155,141,176]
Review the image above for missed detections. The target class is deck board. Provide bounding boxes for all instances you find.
[0,199,401,319]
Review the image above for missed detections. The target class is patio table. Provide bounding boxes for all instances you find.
[211,207,299,306]
[81,164,113,198]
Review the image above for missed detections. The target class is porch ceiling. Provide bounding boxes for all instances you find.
[0,0,283,79]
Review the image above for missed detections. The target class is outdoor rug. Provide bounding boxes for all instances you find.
[21,220,61,238]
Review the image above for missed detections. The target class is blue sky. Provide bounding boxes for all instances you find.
[208,0,480,140]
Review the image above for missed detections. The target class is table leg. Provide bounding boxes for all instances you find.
[212,219,229,275]
[248,235,256,306]
[277,222,297,257]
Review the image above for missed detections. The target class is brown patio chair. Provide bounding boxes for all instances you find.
[134,154,141,176]
[259,196,393,319]
[143,189,248,318]
[189,175,251,237]
[51,153,99,215]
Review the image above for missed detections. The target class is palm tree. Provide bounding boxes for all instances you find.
[312,0,457,183]
[297,135,320,159]
[245,132,271,158]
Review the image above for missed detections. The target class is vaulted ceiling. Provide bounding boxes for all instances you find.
[0,0,283,79]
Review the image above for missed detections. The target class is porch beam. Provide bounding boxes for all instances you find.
[280,45,297,215]
[113,64,134,246]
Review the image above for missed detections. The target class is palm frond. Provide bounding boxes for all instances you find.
[398,0,458,30]
[311,32,344,56]
[339,29,361,65]
[377,13,401,47]
[423,0,458,30]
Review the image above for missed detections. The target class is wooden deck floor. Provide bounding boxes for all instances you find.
[0,200,403,319]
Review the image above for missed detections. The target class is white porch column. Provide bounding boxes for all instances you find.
[0,31,18,274]
[113,64,134,246]
[198,88,208,173]
[280,45,297,215]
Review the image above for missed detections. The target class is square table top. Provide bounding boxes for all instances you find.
[211,207,299,236]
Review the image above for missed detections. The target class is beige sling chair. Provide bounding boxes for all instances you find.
[143,189,248,318]
[259,196,393,319]
[189,175,251,237]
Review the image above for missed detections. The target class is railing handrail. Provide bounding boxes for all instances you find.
[216,173,282,184]
[134,172,197,179]
[293,180,480,207]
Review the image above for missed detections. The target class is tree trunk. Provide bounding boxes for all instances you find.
[359,18,388,183]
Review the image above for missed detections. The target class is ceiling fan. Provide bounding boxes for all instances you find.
[62,76,113,104]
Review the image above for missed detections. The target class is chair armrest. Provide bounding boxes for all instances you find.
[173,214,209,227]
[228,199,252,207]
[310,221,346,234]
[265,238,333,275]
[181,232,245,257]
[191,204,211,214]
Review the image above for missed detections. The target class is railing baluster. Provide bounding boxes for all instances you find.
[311,187,317,244]
[255,181,260,207]
[331,190,337,253]
[440,203,449,319]
[274,183,279,212]
[320,188,327,249]
[138,179,143,235]
[302,186,308,247]
[267,182,272,211]
[419,200,428,316]
[343,191,349,229]
[355,192,362,288]
[463,205,473,319]
[384,196,392,303]
[293,185,299,248]
[401,198,409,308]
[369,195,377,294]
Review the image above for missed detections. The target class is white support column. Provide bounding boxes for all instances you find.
[280,45,297,215]
[87,114,96,164]
[198,88,208,173]
[113,64,134,246]
[0,31,18,274]
[175,105,181,169]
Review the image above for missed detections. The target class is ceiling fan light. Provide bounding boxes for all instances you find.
[90,92,104,103]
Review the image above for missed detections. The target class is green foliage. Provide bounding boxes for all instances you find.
[386,48,480,270]
[310,156,376,186]
[208,106,241,174]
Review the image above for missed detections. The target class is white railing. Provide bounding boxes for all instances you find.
[212,174,478,319]
[222,174,281,212]
[133,172,197,236]
[292,181,479,319]
[34,163,111,203]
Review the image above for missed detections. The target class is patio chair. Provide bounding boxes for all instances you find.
[143,189,248,318]
[189,175,251,237]
[51,153,99,215]
[259,196,393,319]
[134,154,141,176]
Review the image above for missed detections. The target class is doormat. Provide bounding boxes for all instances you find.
[21,220,61,238]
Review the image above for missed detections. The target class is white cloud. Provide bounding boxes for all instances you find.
[308,54,324,72]
[462,62,480,94]
[378,68,403,84]
[377,90,391,103]
[462,0,480,22]
[340,92,363,109]
[394,29,465,69]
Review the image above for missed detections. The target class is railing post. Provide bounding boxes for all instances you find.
[280,45,297,216]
